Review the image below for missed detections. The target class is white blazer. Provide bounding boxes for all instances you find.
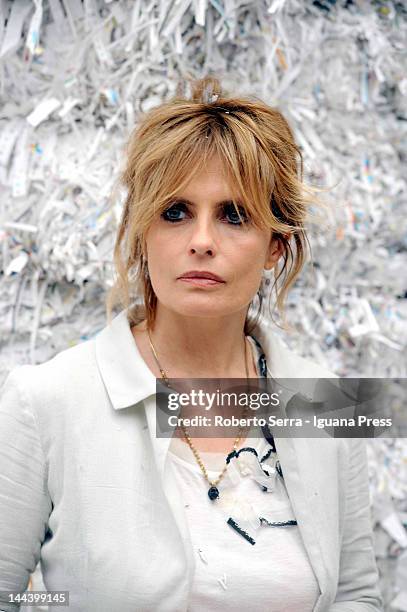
[0,306,383,612]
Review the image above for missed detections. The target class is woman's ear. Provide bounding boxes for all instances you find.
[264,233,289,270]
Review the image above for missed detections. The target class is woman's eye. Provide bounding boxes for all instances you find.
[161,202,249,225]
[223,204,249,225]
[161,203,187,222]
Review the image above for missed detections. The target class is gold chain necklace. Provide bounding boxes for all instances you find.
[147,329,251,501]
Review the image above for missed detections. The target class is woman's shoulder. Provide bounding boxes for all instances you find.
[1,336,98,413]
[254,316,337,380]
[277,340,337,380]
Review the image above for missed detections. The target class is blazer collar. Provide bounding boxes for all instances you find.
[94,304,326,411]
[95,306,156,410]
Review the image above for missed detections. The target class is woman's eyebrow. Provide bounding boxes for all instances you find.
[171,197,245,207]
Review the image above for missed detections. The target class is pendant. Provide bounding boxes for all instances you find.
[208,486,219,501]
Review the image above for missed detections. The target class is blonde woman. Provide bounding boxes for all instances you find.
[0,77,382,611]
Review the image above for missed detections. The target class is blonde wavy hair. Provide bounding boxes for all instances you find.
[106,76,327,334]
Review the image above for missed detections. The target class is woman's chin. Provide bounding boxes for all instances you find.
[166,300,235,320]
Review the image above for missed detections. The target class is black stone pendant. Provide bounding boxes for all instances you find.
[208,486,219,501]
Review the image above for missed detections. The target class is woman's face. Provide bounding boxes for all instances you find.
[144,155,282,321]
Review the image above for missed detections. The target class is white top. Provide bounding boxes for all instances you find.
[168,432,320,611]
[167,335,319,610]
[0,306,383,612]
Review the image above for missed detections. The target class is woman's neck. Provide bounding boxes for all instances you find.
[131,305,258,379]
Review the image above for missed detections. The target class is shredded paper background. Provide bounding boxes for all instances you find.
[0,0,406,608]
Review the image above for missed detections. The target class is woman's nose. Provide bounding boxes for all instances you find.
[188,216,217,256]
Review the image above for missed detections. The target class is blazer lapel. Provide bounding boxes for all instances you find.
[273,435,333,609]
[143,396,196,595]
[253,318,338,608]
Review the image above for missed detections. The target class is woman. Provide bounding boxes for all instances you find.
[0,77,382,611]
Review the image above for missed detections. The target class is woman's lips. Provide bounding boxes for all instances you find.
[178,277,224,287]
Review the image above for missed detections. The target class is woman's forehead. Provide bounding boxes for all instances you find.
[179,154,243,198]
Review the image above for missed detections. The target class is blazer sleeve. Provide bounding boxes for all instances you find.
[0,367,52,612]
[329,437,384,612]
